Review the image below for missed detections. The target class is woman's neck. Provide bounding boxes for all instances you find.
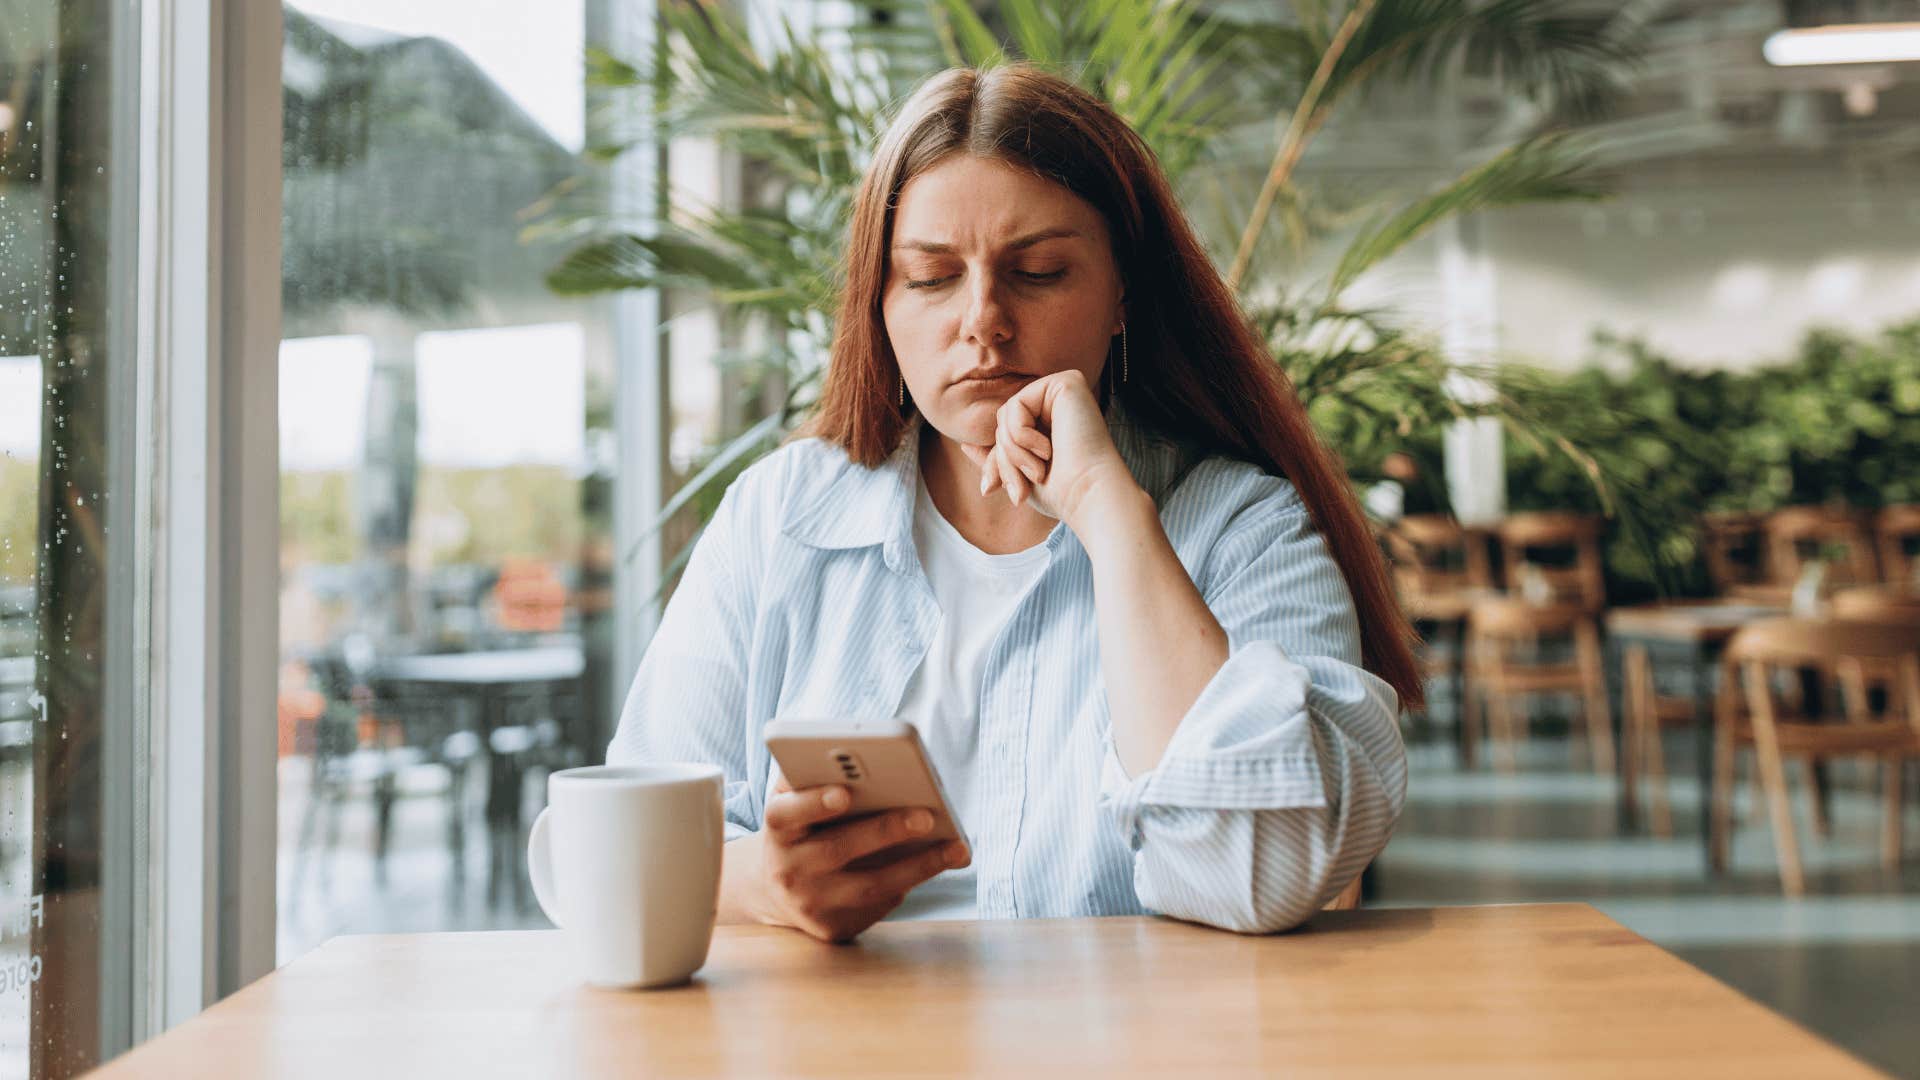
[917,420,1055,555]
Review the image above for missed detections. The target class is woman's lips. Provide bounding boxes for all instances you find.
[956,373,1031,388]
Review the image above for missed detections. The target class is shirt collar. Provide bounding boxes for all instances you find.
[781,393,1181,574]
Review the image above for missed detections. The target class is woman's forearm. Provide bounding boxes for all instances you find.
[1072,479,1230,776]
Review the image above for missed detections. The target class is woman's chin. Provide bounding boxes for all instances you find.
[921,407,998,449]
[930,401,1003,443]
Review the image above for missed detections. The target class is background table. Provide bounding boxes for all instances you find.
[1606,601,1784,860]
[96,904,1879,1078]
[374,644,586,908]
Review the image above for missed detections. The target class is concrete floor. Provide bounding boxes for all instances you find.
[275,732,1920,1077]
[276,754,551,964]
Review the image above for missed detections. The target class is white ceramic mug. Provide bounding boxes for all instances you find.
[527,763,725,989]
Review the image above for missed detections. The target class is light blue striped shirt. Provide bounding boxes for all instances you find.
[608,398,1407,933]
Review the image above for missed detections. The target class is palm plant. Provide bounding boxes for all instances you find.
[539,0,1652,589]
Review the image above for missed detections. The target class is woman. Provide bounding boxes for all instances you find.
[608,65,1418,943]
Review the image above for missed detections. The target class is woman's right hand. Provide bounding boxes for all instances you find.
[722,777,970,943]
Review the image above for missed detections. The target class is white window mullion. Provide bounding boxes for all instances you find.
[139,0,282,1040]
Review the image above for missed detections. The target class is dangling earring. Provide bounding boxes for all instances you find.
[1121,322,1129,383]
[898,375,905,406]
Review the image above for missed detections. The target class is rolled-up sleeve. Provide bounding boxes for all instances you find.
[1097,490,1407,934]
[606,480,762,842]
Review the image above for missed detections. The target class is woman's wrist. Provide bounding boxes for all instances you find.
[1066,470,1158,561]
[717,833,771,925]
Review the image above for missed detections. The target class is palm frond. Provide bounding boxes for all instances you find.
[622,412,787,571]
[1328,0,1644,117]
[582,1,894,189]
[931,0,1007,67]
[1325,133,1605,297]
[931,0,1251,178]
[1001,0,1067,62]
[549,198,844,335]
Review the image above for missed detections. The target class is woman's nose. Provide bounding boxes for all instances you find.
[959,276,1013,346]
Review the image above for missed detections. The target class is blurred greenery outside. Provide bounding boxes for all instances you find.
[1,455,32,583]
[279,465,584,568]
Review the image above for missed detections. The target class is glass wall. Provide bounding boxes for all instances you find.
[274,0,618,959]
[0,0,141,1074]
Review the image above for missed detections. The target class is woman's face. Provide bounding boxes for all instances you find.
[882,154,1126,446]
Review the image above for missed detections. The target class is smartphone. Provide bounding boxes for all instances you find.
[762,718,967,867]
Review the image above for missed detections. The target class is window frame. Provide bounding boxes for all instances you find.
[135,0,282,1043]
[131,0,676,1050]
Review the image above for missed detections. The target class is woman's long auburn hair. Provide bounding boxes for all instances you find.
[794,65,1422,709]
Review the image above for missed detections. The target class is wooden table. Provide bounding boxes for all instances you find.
[95,905,1880,1078]
[1606,602,1786,864]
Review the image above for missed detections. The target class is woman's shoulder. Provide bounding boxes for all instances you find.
[714,434,868,535]
[1161,447,1307,534]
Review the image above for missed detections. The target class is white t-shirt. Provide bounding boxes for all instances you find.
[890,468,1050,919]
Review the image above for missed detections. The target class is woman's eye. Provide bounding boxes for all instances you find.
[901,268,1065,289]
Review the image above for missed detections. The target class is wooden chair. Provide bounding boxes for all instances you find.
[1700,511,1768,596]
[1384,514,1494,599]
[1497,513,1606,612]
[1763,506,1879,590]
[1829,586,1920,764]
[1466,599,1615,774]
[1382,516,1495,754]
[1709,617,1920,895]
[1875,505,1920,586]
[1832,586,1920,623]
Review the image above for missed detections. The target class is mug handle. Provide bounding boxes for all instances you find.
[526,806,563,928]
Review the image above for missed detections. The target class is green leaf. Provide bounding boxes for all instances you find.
[584,46,644,89]
[546,232,754,295]
[622,412,788,571]
[932,0,1007,67]
[1001,0,1064,62]
[1327,0,1644,115]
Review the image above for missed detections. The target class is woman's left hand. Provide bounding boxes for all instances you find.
[957,369,1140,528]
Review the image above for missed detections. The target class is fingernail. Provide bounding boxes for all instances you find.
[946,844,969,868]
[824,787,849,811]
[906,809,933,834]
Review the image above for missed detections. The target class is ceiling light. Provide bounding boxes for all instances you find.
[1764,22,1920,65]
